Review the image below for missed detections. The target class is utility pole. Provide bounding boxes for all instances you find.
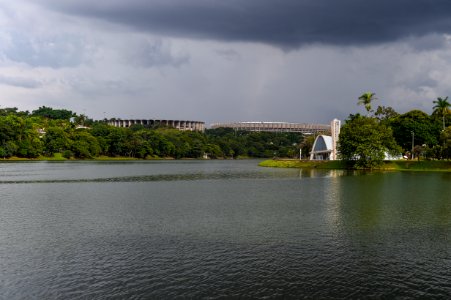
[411,131,414,160]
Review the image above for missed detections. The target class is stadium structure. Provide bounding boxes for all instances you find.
[108,119,205,132]
[210,121,330,134]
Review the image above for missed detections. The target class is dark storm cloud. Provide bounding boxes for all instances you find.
[122,39,189,68]
[34,0,451,47]
[4,32,86,68]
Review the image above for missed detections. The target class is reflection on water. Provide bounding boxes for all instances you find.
[0,160,450,298]
[337,172,451,229]
[298,168,348,179]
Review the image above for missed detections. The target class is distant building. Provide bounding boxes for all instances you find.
[37,128,46,138]
[108,119,205,132]
[310,119,341,160]
[210,121,330,134]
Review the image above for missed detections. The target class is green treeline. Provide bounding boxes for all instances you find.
[338,94,451,168]
[2,99,450,163]
[0,107,303,159]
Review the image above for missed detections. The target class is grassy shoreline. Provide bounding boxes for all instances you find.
[0,154,158,162]
[0,154,243,162]
[259,159,451,172]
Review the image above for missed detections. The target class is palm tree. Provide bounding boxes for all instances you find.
[433,96,450,130]
[358,92,377,115]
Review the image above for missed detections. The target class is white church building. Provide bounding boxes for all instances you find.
[310,119,341,160]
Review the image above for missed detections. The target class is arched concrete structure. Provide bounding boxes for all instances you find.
[310,135,334,160]
[309,119,341,160]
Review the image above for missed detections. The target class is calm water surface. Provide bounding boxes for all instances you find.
[0,160,450,299]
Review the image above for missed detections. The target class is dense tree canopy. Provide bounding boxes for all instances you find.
[339,93,451,165]
[375,105,399,123]
[389,110,441,150]
[205,128,302,158]
[31,106,75,120]
[338,114,400,168]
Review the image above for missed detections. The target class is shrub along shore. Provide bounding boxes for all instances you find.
[0,153,142,161]
[259,159,451,172]
[0,153,254,161]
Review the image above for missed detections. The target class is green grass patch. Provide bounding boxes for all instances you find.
[388,160,451,171]
[1,156,32,161]
[259,159,348,169]
[259,159,451,172]
[43,153,67,161]
[93,156,139,161]
[0,154,67,161]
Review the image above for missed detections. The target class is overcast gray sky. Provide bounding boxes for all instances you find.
[1,0,451,125]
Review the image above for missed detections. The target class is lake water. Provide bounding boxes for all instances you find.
[0,160,450,298]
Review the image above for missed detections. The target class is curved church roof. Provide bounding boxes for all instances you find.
[312,135,333,152]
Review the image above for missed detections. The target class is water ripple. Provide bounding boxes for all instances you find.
[0,171,297,184]
[1,162,450,298]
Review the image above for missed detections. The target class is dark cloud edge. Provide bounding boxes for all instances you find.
[31,0,451,49]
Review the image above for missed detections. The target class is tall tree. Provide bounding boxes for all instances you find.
[389,110,441,152]
[338,114,401,169]
[357,92,377,115]
[32,106,75,120]
[43,126,71,155]
[433,96,450,130]
[441,126,451,159]
[374,106,398,123]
